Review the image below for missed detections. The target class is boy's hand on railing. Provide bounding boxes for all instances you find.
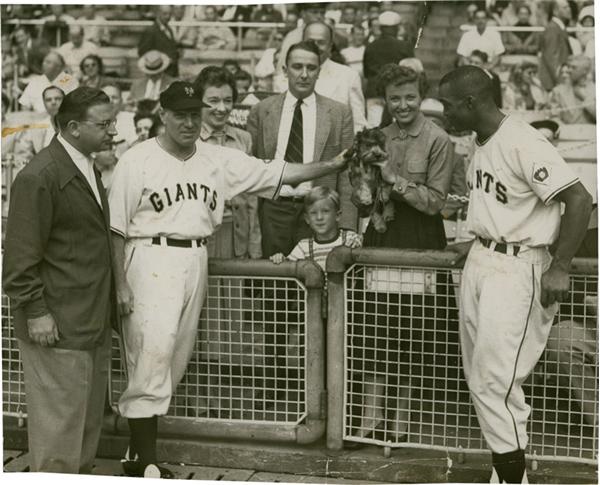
[344,231,363,249]
[270,253,286,264]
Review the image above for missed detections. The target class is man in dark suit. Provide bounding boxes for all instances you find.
[247,40,356,257]
[11,25,50,76]
[539,0,573,91]
[3,87,117,474]
[138,5,179,77]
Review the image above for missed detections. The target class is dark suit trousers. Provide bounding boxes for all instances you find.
[18,330,111,473]
[259,198,311,258]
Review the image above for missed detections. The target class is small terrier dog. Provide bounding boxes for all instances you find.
[346,128,394,233]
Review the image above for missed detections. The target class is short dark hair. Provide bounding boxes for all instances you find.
[517,4,532,16]
[41,85,65,101]
[234,69,252,84]
[223,59,240,71]
[285,40,321,65]
[377,64,427,98]
[79,54,104,75]
[101,81,121,94]
[134,112,157,126]
[55,87,110,131]
[351,24,365,34]
[194,66,238,103]
[439,65,495,102]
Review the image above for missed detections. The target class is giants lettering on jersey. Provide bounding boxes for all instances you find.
[467,169,508,204]
[149,183,218,212]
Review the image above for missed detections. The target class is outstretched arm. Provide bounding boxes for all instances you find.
[280,150,348,186]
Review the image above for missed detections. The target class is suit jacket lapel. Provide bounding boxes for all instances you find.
[314,95,331,161]
[265,94,285,158]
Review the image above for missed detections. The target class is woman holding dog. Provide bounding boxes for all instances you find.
[351,64,453,445]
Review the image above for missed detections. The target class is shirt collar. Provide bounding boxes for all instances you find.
[284,90,316,109]
[57,133,91,166]
[199,122,236,141]
[386,112,426,139]
[552,17,567,30]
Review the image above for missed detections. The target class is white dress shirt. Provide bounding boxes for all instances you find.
[314,58,368,133]
[57,40,98,74]
[456,27,506,63]
[57,134,102,206]
[143,78,164,100]
[275,91,316,197]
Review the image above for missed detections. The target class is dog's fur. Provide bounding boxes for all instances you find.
[346,128,394,233]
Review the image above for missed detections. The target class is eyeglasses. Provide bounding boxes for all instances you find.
[80,119,117,130]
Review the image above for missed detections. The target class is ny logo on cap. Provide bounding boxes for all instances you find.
[184,86,195,97]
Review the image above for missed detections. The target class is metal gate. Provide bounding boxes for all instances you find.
[326,247,598,464]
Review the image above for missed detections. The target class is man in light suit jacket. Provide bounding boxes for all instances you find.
[246,40,356,257]
[539,0,573,91]
[3,87,117,474]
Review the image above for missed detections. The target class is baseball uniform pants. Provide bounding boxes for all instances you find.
[18,330,111,473]
[459,239,558,454]
[118,239,208,418]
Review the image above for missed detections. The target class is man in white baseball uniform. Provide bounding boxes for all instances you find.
[437,66,592,483]
[109,81,349,478]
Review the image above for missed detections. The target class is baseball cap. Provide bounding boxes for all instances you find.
[530,119,560,136]
[378,11,402,27]
[159,81,209,112]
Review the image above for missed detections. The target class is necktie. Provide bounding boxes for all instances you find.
[284,99,303,164]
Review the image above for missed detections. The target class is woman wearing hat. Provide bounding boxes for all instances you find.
[128,50,176,106]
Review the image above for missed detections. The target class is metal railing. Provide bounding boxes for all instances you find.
[326,247,598,464]
[2,250,597,463]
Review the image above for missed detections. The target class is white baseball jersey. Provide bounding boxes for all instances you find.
[465,116,579,247]
[109,138,286,239]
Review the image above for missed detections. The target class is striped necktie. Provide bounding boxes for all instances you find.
[284,99,303,164]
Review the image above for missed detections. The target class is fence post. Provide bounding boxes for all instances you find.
[325,246,354,450]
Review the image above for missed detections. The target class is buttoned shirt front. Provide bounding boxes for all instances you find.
[57,134,102,206]
[275,91,317,197]
[143,78,163,100]
[456,27,506,62]
[381,112,453,215]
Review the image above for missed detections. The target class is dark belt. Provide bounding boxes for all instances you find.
[151,236,206,248]
[479,237,520,256]
[278,195,305,203]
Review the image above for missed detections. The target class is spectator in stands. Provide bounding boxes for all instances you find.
[19,52,78,114]
[132,112,159,146]
[503,61,548,110]
[301,21,368,133]
[76,5,111,46]
[466,50,503,108]
[194,66,262,260]
[138,5,179,77]
[79,54,106,89]
[465,2,479,25]
[341,5,359,26]
[456,9,505,70]
[195,5,237,51]
[128,50,176,105]
[576,5,595,60]
[252,4,283,23]
[223,60,241,76]
[170,4,198,48]
[101,83,136,154]
[363,11,414,127]
[234,70,253,100]
[58,25,98,76]
[270,187,362,268]
[341,25,367,77]
[277,2,326,73]
[500,0,539,26]
[39,4,76,47]
[246,40,356,257]
[549,55,596,123]
[503,4,541,54]
[11,25,50,76]
[283,10,300,35]
[354,65,452,442]
[539,0,573,91]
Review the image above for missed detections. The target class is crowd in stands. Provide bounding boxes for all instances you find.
[1,1,596,234]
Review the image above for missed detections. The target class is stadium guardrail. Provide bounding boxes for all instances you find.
[326,246,598,464]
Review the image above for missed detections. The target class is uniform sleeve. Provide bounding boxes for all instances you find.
[108,149,145,237]
[223,148,286,200]
[515,134,579,205]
